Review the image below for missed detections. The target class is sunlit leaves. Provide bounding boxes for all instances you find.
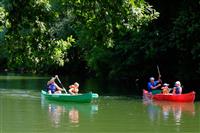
[1,0,159,75]
[2,0,75,72]
[65,0,159,77]
[35,18,46,33]
[35,0,51,11]
[0,6,7,32]
[52,36,74,66]
[124,0,159,30]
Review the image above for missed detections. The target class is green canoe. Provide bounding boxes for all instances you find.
[41,90,99,103]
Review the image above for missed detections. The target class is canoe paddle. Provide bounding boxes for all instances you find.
[157,65,161,79]
[55,75,68,94]
[157,65,162,84]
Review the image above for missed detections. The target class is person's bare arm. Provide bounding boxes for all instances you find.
[179,87,182,94]
[151,84,161,89]
[172,87,176,94]
[55,83,63,91]
[47,77,56,85]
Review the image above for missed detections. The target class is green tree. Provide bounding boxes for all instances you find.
[55,0,159,77]
[0,5,8,70]
[2,0,75,72]
[168,0,200,80]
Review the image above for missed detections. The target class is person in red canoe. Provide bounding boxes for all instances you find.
[161,83,170,94]
[69,82,79,95]
[173,81,182,94]
[147,77,162,94]
[47,75,63,94]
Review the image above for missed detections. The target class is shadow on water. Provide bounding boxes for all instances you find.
[0,73,138,96]
[0,74,116,95]
[0,74,49,90]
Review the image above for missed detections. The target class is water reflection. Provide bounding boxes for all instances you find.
[154,101,195,124]
[41,98,98,128]
[143,100,160,122]
[68,108,79,124]
[48,104,64,127]
[143,100,195,125]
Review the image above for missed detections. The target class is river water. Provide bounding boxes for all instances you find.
[0,75,200,133]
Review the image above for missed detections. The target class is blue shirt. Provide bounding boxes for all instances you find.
[147,81,159,92]
[48,83,56,93]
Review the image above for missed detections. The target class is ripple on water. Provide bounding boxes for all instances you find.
[0,88,40,99]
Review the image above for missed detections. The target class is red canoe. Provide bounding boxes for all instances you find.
[143,89,195,102]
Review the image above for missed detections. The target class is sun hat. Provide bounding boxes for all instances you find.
[175,81,181,86]
[163,83,169,86]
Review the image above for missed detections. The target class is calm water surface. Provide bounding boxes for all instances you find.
[0,75,200,133]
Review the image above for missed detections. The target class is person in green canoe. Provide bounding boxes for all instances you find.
[47,75,63,94]
[69,82,79,95]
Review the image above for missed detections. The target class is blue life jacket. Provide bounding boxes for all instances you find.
[48,83,56,93]
[174,87,181,94]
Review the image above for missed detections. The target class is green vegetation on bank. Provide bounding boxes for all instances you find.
[0,0,200,86]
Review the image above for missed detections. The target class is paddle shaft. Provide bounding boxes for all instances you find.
[156,65,162,85]
[56,76,67,94]
[157,65,161,78]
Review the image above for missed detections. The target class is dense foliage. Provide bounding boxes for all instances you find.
[0,0,74,72]
[0,0,200,90]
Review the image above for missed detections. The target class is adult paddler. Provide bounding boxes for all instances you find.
[147,77,162,94]
[147,65,162,94]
